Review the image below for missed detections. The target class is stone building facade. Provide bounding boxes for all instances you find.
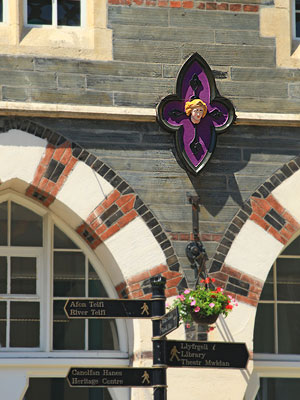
[0,0,300,399]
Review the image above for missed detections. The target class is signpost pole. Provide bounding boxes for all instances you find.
[151,275,167,400]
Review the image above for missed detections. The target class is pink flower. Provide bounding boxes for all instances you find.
[194,306,200,312]
[186,324,191,328]
[209,303,215,308]
[177,295,185,301]
[208,327,215,332]
[191,300,196,306]
[184,289,191,294]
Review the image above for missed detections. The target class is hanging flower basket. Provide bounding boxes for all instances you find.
[191,312,219,325]
[169,277,238,327]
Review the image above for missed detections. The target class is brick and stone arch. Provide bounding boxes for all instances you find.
[209,156,300,307]
[205,156,300,355]
[0,118,186,299]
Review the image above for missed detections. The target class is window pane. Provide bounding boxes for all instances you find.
[10,302,40,347]
[54,252,85,297]
[254,303,275,353]
[27,0,52,25]
[54,226,78,249]
[0,0,2,22]
[260,266,274,300]
[11,203,43,246]
[256,378,300,400]
[277,258,300,300]
[88,263,107,297]
[89,319,119,350]
[282,234,300,255]
[58,0,80,26]
[11,257,36,294]
[278,304,300,354]
[296,0,300,10]
[0,202,7,245]
[53,300,84,350]
[0,257,7,294]
[297,13,300,38]
[0,302,6,348]
[23,378,112,400]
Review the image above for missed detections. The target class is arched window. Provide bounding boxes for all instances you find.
[251,234,300,399]
[0,193,129,400]
[0,198,119,351]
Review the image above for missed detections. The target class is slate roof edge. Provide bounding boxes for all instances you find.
[0,101,299,126]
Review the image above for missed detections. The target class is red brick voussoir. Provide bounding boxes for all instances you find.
[210,263,264,307]
[26,141,78,207]
[249,194,300,246]
[77,189,139,249]
[115,265,184,299]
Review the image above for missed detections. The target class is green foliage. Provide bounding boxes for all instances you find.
[170,278,237,324]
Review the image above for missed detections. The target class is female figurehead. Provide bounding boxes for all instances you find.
[185,99,207,125]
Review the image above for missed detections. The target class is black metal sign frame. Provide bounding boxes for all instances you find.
[67,367,166,388]
[64,298,164,319]
[64,275,249,400]
[153,339,249,369]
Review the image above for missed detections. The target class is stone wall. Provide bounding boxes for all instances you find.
[25,117,300,287]
[0,5,300,113]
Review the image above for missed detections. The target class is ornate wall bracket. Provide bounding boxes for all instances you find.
[156,52,236,175]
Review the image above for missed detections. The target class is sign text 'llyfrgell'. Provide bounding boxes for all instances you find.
[154,340,249,369]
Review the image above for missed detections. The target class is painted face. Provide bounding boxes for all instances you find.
[190,106,205,124]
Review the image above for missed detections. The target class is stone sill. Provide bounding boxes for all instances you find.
[0,101,299,127]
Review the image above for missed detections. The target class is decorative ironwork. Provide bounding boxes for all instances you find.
[156,52,235,175]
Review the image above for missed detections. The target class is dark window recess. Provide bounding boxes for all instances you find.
[296,11,300,38]
[51,162,65,183]
[106,210,124,228]
[27,0,81,26]
[58,0,80,26]
[264,214,283,231]
[32,191,47,202]
[268,208,286,227]
[101,204,118,223]
[44,160,65,183]
[82,230,95,244]
[226,283,248,297]
[28,0,52,25]
[228,277,250,291]
[0,0,2,22]
[44,159,58,180]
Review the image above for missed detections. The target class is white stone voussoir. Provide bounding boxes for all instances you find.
[225,219,284,282]
[56,161,113,221]
[102,216,166,282]
[272,169,300,224]
[0,129,47,184]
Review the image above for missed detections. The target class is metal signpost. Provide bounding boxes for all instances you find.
[158,308,179,337]
[153,339,249,369]
[67,367,166,388]
[65,298,161,319]
[65,275,249,399]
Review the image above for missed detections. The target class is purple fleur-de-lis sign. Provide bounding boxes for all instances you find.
[156,53,236,175]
